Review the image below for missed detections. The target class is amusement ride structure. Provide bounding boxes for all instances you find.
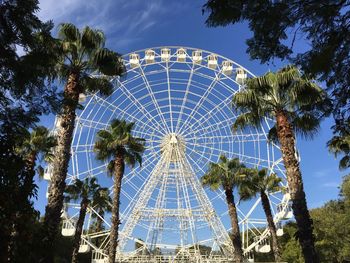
[44,47,292,262]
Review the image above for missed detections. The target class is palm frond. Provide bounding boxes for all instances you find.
[80,75,113,96]
[293,113,320,140]
[58,23,80,42]
[232,112,263,131]
[92,48,126,76]
[339,156,350,170]
[232,89,258,109]
[276,65,300,87]
[267,125,278,143]
[81,26,105,51]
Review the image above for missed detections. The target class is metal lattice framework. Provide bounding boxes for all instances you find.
[45,46,293,263]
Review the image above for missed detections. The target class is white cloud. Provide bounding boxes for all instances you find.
[37,0,187,49]
[313,169,332,178]
[322,182,340,188]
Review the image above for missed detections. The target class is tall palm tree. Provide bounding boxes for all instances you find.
[201,155,246,263]
[42,23,125,261]
[94,119,145,263]
[64,177,102,263]
[239,168,283,262]
[232,65,330,263]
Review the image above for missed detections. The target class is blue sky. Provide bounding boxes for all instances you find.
[34,0,347,215]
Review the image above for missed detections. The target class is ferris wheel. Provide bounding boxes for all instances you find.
[45,46,292,262]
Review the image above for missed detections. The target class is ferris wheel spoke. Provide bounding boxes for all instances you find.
[76,116,163,141]
[186,141,270,170]
[184,115,242,141]
[165,62,174,133]
[180,96,234,137]
[137,65,171,134]
[92,94,164,137]
[178,70,223,135]
[115,78,168,135]
[174,64,197,134]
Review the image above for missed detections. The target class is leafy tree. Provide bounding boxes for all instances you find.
[309,175,350,262]
[203,0,350,169]
[279,222,304,263]
[239,168,283,262]
[94,119,145,263]
[64,177,103,263]
[42,23,125,262]
[201,155,246,263]
[0,0,59,260]
[0,0,58,116]
[231,65,330,262]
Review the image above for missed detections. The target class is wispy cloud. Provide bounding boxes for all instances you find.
[38,0,187,49]
[313,168,333,178]
[322,182,340,188]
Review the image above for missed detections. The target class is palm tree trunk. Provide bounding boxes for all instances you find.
[224,188,243,263]
[275,110,319,263]
[71,198,88,263]
[108,153,125,263]
[41,72,80,263]
[260,190,281,262]
[22,151,37,201]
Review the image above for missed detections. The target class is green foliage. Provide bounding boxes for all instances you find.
[232,65,331,141]
[239,168,283,201]
[0,0,60,258]
[0,0,60,120]
[201,155,247,190]
[279,223,304,263]
[328,133,350,170]
[64,177,102,204]
[53,23,126,98]
[308,175,350,262]
[94,119,146,172]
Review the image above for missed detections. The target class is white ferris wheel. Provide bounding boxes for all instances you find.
[45,46,293,263]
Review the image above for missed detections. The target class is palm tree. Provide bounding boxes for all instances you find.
[64,177,102,263]
[94,119,145,263]
[20,126,56,196]
[42,23,125,261]
[239,168,283,262]
[232,65,330,263]
[8,126,56,260]
[201,155,246,263]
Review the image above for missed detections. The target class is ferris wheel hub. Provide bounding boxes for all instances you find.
[160,133,186,162]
